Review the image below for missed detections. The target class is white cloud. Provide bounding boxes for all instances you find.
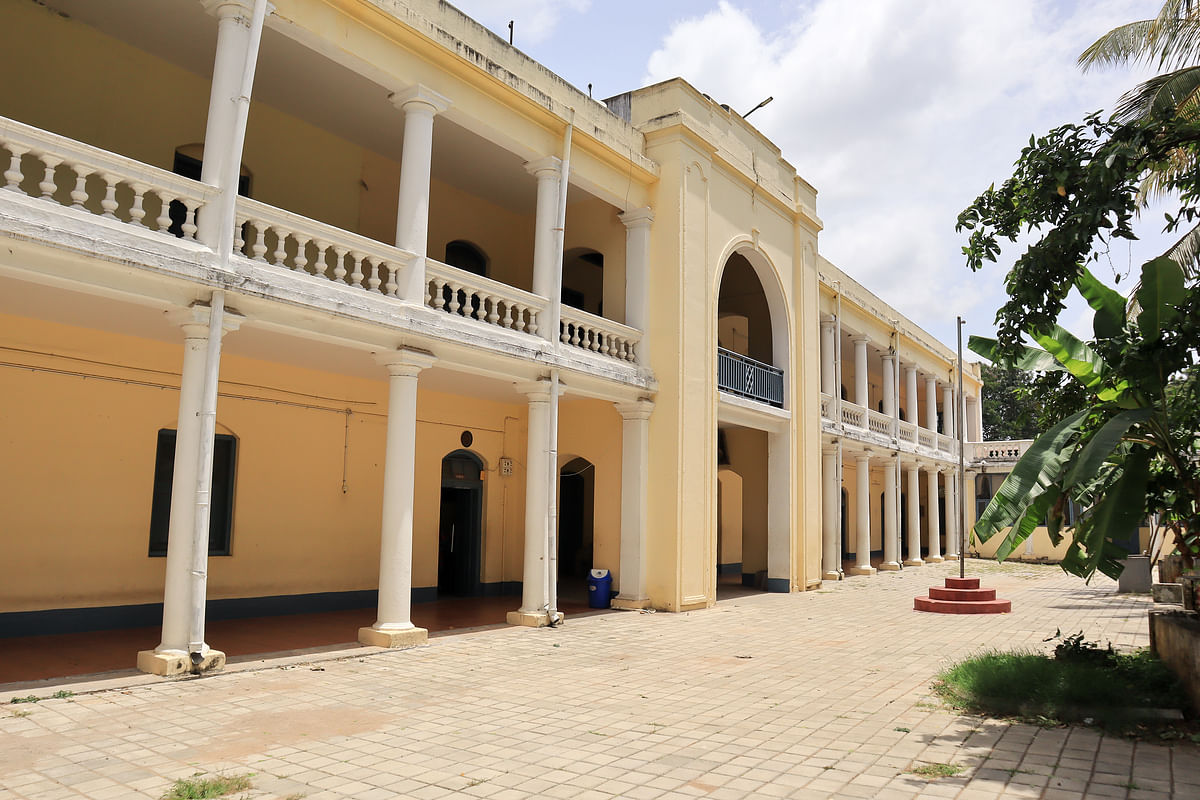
[644,0,1164,343]
[449,0,591,46]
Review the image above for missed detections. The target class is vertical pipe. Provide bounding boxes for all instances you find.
[957,316,966,579]
[833,282,843,577]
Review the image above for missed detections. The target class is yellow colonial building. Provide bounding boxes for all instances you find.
[1,0,990,677]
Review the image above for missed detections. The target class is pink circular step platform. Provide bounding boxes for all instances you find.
[914,576,1011,614]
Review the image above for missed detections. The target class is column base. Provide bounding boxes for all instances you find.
[903,559,925,567]
[506,610,563,627]
[137,648,225,677]
[357,626,428,649]
[822,570,843,581]
[848,565,876,576]
[612,596,651,611]
[879,561,902,571]
[926,555,945,563]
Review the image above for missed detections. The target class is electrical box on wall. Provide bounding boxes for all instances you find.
[499,457,513,476]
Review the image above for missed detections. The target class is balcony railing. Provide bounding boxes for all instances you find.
[974,440,1032,461]
[425,258,547,336]
[0,115,216,241]
[717,347,784,407]
[820,394,961,459]
[560,306,641,363]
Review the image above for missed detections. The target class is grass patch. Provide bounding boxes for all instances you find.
[909,762,964,778]
[161,774,252,800]
[932,642,1187,734]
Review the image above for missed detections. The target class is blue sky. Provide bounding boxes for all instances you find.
[451,1,1167,349]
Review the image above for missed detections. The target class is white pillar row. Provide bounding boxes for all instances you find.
[853,336,869,408]
[508,379,554,626]
[967,396,983,441]
[528,157,563,339]
[195,0,259,246]
[942,384,956,439]
[139,305,242,676]
[849,453,875,575]
[619,208,653,364]
[925,376,938,431]
[391,85,451,302]
[926,466,943,562]
[944,467,959,559]
[358,349,437,648]
[820,317,836,396]
[905,365,918,425]
[821,446,841,580]
[612,399,653,609]
[880,456,900,570]
[903,462,923,566]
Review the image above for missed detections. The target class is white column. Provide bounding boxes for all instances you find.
[944,467,959,559]
[942,384,955,438]
[821,447,841,580]
[195,0,259,246]
[880,457,900,570]
[392,85,450,302]
[820,318,836,396]
[903,463,923,566]
[620,208,653,364]
[508,380,554,626]
[881,353,895,417]
[612,399,653,609]
[849,453,875,575]
[138,304,241,676]
[925,377,938,431]
[528,157,563,338]
[905,366,918,424]
[853,336,869,407]
[967,396,983,441]
[926,467,943,562]
[358,350,436,648]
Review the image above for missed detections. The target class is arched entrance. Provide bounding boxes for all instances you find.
[558,457,595,590]
[714,246,793,594]
[438,450,484,597]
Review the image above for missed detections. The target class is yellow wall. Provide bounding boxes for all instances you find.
[1,311,625,612]
[717,468,743,567]
[725,428,768,574]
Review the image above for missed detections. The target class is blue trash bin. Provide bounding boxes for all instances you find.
[587,569,612,609]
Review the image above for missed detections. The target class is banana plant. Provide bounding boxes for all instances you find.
[970,257,1199,580]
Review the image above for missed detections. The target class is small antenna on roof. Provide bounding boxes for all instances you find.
[588,83,593,98]
[508,20,514,45]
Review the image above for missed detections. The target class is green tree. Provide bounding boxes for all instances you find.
[981,364,1086,441]
[958,111,1200,579]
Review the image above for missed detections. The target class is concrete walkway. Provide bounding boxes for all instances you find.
[1,561,1196,800]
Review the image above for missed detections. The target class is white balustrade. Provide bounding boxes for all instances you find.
[234,197,413,297]
[425,259,547,336]
[0,115,215,241]
[898,419,918,445]
[841,401,866,429]
[819,392,833,421]
[917,428,936,449]
[938,433,957,455]
[560,306,641,364]
[867,409,893,437]
[974,440,1032,461]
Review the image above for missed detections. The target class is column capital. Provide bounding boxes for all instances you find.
[515,378,555,402]
[880,351,896,363]
[852,334,871,345]
[822,444,840,456]
[854,452,872,465]
[167,303,244,339]
[389,85,451,115]
[201,0,270,23]
[525,155,562,178]
[614,398,654,421]
[375,348,437,377]
[618,206,654,229]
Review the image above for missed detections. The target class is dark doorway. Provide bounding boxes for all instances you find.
[558,457,594,582]
[841,488,849,559]
[438,451,484,597]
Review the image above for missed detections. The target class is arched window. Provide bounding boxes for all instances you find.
[444,240,488,277]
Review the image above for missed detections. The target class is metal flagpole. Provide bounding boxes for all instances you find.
[957,316,966,580]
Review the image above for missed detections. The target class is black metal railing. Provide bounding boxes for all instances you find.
[717,347,784,407]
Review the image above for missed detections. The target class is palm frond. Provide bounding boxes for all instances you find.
[1078,20,1156,71]
[1112,65,1200,121]
[1136,147,1196,204]
[1164,221,1200,279]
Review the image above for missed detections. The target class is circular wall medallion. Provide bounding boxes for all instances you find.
[460,430,473,448]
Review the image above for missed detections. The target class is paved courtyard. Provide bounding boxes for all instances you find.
[1,561,1196,800]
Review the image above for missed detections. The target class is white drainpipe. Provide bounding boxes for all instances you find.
[188,0,269,660]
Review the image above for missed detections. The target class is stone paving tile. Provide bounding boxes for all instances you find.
[0,561,1195,799]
